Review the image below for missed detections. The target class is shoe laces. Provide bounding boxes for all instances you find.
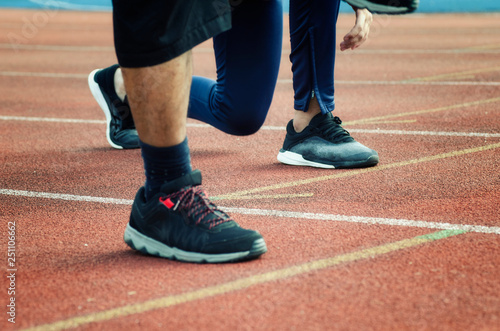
[314,116,354,143]
[162,186,231,229]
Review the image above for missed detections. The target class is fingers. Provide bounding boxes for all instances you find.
[340,8,373,51]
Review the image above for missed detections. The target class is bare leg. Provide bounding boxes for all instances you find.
[121,51,193,148]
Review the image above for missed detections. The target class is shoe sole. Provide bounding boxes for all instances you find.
[88,69,123,150]
[277,150,379,169]
[344,0,418,14]
[124,224,267,263]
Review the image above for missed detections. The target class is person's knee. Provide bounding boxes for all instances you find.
[225,112,266,136]
[221,104,268,136]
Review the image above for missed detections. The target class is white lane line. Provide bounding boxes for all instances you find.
[2,115,499,138]
[0,44,114,52]
[277,79,500,86]
[223,207,500,235]
[0,45,208,52]
[0,71,88,79]
[2,71,499,86]
[1,188,499,235]
[0,115,105,124]
[2,43,499,54]
[340,49,500,55]
[0,189,133,205]
[347,129,500,138]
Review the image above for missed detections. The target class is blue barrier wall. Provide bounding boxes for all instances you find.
[2,0,500,13]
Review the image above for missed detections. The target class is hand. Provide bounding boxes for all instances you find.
[340,7,372,51]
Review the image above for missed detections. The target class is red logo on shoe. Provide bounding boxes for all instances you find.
[159,197,174,209]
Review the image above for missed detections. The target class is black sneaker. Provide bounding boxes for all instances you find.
[88,65,140,149]
[277,113,379,169]
[124,170,267,263]
[342,0,419,14]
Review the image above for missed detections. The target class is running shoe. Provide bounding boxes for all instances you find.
[343,0,419,14]
[277,112,379,169]
[124,170,267,263]
[88,65,140,149]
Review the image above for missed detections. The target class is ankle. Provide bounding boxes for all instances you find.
[293,97,321,133]
[114,67,127,102]
[141,138,192,201]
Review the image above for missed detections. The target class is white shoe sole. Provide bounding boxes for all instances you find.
[88,69,123,150]
[124,224,266,263]
[277,150,335,169]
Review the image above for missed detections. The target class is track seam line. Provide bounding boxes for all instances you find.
[20,229,466,331]
[402,65,500,82]
[217,142,500,199]
[344,97,500,125]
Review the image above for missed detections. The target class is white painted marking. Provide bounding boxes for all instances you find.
[0,44,209,53]
[0,189,132,205]
[0,44,114,52]
[1,188,499,235]
[340,49,500,55]
[1,70,499,86]
[221,207,500,235]
[1,115,499,138]
[0,71,87,78]
[0,115,105,124]
[2,43,499,54]
[348,129,500,138]
[277,79,500,86]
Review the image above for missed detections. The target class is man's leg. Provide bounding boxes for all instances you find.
[122,54,191,148]
[113,0,267,263]
[122,54,193,200]
[89,0,283,145]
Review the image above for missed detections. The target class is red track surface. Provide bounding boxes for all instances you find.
[1,9,500,331]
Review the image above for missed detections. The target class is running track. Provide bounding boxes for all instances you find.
[0,9,499,331]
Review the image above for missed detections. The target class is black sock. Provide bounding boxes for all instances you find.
[140,138,192,201]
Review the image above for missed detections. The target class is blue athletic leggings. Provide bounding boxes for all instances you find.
[187,0,339,136]
[188,0,283,136]
[290,0,340,114]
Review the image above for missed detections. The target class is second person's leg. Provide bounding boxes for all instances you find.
[277,0,379,169]
[188,0,283,136]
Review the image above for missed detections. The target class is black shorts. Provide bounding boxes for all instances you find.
[112,0,232,68]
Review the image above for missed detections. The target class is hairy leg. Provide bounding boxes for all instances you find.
[121,51,193,147]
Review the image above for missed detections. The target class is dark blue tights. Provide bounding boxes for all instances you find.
[188,0,283,135]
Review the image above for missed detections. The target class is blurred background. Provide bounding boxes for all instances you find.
[2,0,500,13]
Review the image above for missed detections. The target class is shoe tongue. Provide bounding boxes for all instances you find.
[160,170,202,194]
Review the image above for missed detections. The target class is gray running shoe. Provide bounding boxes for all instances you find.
[277,113,379,169]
